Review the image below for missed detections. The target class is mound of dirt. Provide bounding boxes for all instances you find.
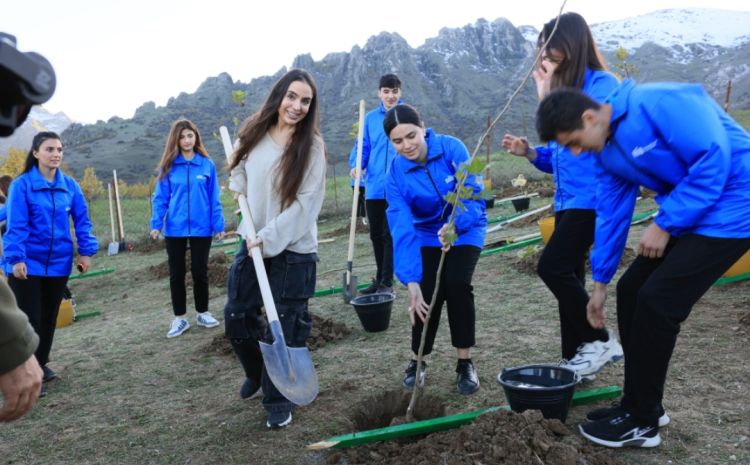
[512,247,637,276]
[149,252,230,287]
[333,409,624,465]
[308,314,350,351]
[321,222,369,240]
[148,260,171,279]
[131,235,165,254]
[204,313,349,355]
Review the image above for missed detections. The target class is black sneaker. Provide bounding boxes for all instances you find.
[579,413,661,448]
[402,360,426,389]
[586,401,670,427]
[239,378,262,400]
[39,384,47,398]
[266,411,292,429]
[376,284,393,295]
[359,279,379,295]
[456,360,480,395]
[42,366,57,383]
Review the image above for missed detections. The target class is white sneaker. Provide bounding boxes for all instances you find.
[167,317,190,338]
[563,329,623,378]
[196,312,220,328]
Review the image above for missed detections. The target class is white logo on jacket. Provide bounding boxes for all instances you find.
[632,140,658,158]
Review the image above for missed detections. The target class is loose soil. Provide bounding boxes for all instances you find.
[334,409,625,465]
[513,247,637,275]
[205,313,350,355]
[148,251,230,287]
[321,221,369,240]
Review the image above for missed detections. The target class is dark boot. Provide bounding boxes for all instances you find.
[456,360,479,395]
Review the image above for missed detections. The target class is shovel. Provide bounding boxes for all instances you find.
[342,99,366,304]
[236,194,319,406]
[219,125,318,406]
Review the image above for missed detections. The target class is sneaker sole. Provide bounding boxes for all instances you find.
[167,327,190,338]
[266,414,292,429]
[196,321,220,328]
[569,354,624,378]
[578,424,661,448]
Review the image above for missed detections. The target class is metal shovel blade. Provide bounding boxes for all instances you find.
[341,271,358,304]
[259,320,319,406]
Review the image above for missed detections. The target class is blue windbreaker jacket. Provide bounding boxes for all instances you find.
[2,167,99,276]
[532,69,619,211]
[349,100,402,200]
[150,153,224,237]
[592,80,750,283]
[386,129,487,284]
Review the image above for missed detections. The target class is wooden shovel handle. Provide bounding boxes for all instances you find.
[346,100,366,267]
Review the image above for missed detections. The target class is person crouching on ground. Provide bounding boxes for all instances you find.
[536,81,750,448]
[384,104,487,395]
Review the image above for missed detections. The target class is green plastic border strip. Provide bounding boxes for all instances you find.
[480,236,543,257]
[69,268,115,280]
[313,282,372,298]
[714,272,750,286]
[308,385,621,450]
[211,238,241,249]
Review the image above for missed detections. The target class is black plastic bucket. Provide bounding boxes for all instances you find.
[511,197,530,212]
[496,364,578,422]
[350,292,394,332]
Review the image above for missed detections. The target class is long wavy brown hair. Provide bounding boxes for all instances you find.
[538,12,608,90]
[228,69,323,210]
[156,119,209,179]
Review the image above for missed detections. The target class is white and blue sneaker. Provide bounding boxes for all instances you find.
[167,317,190,338]
[196,311,220,328]
[562,329,623,380]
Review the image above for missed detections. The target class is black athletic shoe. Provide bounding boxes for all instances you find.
[266,411,292,429]
[239,378,262,400]
[42,366,57,383]
[579,413,661,448]
[586,401,670,427]
[402,360,426,389]
[359,279,379,295]
[455,360,480,395]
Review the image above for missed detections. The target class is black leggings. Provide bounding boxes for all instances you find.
[365,199,393,286]
[8,275,69,367]
[412,245,481,356]
[537,209,607,359]
[165,236,212,316]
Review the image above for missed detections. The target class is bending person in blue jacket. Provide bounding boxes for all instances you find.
[150,119,225,338]
[502,12,622,381]
[536,81,750,448]
[348,73,403,294]
[3,131,99,396]
[384,104,487,395]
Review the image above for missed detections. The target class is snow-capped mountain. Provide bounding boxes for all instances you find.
[0,107,73,158]
[592,8,750,52]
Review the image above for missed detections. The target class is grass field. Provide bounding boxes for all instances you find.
[1,153,748,465]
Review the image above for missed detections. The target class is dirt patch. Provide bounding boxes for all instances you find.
[309,314,351,350]
[512,246,637,276]
[333,409,624,465]
[322,221,369,239]
[148,252,230,287]
[131,235,165,254]
[346,389,447,432]
[204,313,349,355]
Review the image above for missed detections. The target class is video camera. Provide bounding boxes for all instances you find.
[0,33,56,137]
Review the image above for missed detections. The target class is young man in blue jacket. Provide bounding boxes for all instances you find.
[349,74,403,294]
[536,81,750,448]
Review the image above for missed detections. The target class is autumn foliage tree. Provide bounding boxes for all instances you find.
[0,148,27,177]
[79,166,105,201]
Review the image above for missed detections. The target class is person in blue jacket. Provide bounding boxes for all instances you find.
[502,12,623,380]
[349,73,403,294]
[536,81,750,448]
[384,104,487,395]
[2,131,99,396]
[150,119,225,338]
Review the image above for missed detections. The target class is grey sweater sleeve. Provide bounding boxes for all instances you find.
[0,279,39,374]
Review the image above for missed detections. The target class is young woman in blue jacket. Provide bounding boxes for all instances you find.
[537,81,750,448]
[502,12,622,380]
[150,120,225,338]
[3,131,99,394]
[384,104,487,395]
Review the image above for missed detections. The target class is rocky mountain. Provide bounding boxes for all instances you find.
[50,8,750,182]
[0,107,73,158]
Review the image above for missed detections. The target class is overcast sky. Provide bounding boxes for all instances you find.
[2,0,747,123]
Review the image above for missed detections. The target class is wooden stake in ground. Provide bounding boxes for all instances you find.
[112,169,125,242]
[106,183,119,256]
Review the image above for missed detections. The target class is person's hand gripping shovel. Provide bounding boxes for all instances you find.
[342,99,365,303]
